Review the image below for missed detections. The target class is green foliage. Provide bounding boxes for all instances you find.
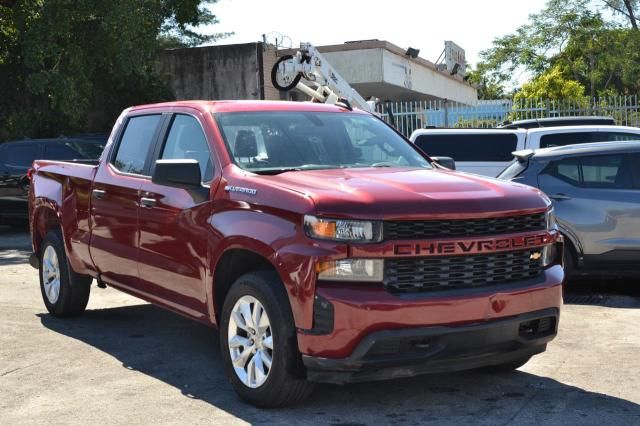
[453,118,500,129]
[0,0,229,140]
[476,0,640,98]
[515,65,586,99]
[465,65,506,100]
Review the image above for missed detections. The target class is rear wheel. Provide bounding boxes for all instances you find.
[39,231,91,317]
[219,271,314,407]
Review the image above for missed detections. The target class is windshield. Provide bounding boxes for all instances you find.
[216,111,431,174]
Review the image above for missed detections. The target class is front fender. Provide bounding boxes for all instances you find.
[208,209,346,329]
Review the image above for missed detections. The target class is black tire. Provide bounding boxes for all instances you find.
[477,356,531,374]
[271,55,302,91]
[39,230,91,317]
[219,271,314,408]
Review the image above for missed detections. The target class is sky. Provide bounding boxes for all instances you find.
[203,0,549,68]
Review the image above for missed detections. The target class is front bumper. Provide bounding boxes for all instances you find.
[303,307,558,384]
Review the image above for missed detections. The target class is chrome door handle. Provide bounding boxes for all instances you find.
[549,193,571,201]
[140,197,156,208]
[92,189,105,199]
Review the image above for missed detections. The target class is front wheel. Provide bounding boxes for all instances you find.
[39,230,91,317]
[219,271,314,407]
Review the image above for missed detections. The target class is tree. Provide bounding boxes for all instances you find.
[0,0,230,140]
[465,65,507,100]
[476,0,640,98]
[515,65,586,99]
[602,0,639,29]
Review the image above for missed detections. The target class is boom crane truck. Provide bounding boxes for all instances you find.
[271,42,377,112]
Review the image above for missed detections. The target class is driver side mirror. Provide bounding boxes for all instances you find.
[431,156,456,170]
[152,159,201,189]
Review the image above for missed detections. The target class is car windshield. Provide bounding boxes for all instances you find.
[216,111,431,174]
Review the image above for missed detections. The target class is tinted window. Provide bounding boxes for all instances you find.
[113,115,161,175]
[632,154,640,188]
[44,142,82,160]
[539,132,595,148]
[581,155,627,187]
[3,143,40,169]
[160,114,213,183]
[592,132,640,142]
[414,134,517,161]
[217,112,430,173]
[546,154,632,188]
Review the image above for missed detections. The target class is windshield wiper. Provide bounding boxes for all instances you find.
[250,164,337,175]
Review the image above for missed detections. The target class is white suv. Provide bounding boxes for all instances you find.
[410,125,640,176]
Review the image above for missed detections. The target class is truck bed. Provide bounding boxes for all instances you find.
[30,160,99,275]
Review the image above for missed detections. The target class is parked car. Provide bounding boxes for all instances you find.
[409,125,640,176]
[0,137,106,225]
[498,141,640,278]
[29,101,563,407]
[497,116,615,129]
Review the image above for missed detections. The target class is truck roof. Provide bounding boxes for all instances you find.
[129,100,366,114]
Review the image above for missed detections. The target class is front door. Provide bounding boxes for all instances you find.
[89,114,163,289]
[137,112,217,318]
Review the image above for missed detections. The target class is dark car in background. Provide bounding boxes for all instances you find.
[498,141,640,279]
[0,137,106,225]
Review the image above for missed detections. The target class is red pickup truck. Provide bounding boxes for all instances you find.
[29,101,564,407]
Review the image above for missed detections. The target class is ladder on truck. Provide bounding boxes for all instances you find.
[270,42,377,113]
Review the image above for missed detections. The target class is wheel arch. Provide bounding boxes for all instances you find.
[210,239,301,328]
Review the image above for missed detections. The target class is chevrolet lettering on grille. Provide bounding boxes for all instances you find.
[393,234,548,256]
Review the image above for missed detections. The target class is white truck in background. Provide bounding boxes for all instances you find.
[410,125,640,177]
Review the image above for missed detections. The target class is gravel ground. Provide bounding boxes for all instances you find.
[1,225,639,425]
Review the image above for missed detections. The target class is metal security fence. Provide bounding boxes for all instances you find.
[376,96,640,137]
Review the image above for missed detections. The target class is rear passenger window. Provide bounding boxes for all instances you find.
[539,132,595,148]
[413,134,517,161]
[160,114,213,183]
[581,155,627,187]
[113,115,161,175]
[547,154,632,188]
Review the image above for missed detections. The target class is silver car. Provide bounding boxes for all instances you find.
[498,141,640,278]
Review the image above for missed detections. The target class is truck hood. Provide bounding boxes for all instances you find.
[262,167,548,219]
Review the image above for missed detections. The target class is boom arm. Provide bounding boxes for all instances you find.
[271,42,376,113]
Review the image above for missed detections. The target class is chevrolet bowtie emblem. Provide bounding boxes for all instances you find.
[530,251,542,260]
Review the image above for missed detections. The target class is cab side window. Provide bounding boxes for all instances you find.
[160,114,213,183]
[112,115,162,175]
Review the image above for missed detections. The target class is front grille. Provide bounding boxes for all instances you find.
[384,213,546,240]
[384,249,543,293]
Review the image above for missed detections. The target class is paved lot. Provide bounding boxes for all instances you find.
[1,225,639,425]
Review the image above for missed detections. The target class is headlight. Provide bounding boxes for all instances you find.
[304,215,382,243]
[545,208,557,231]
[541,244,557,267]
[317,259,384,282]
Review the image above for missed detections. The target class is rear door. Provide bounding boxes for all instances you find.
[538,153,640,264]
[137,111,218,317]
[412,132,519,176]
[89,113,164,290]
